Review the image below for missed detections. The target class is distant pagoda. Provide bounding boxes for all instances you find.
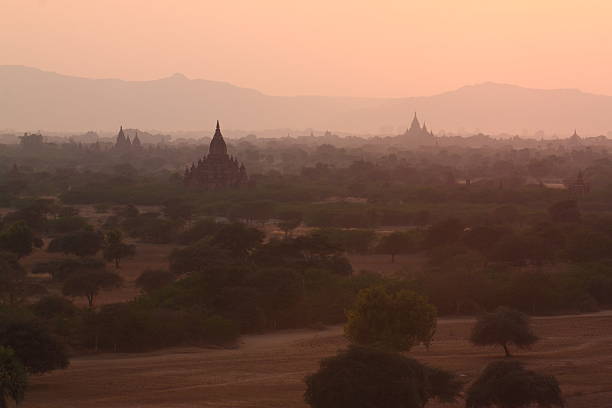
[184,121,247,189]
[402,113,434,142]
[114,126,132,150]
[114,127,143,151]
[567,171,589,196]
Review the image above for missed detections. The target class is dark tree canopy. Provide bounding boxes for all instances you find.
[0,221,42,259]
[377,231,413,263]
[466,360,564,408]
[62,270,122,307]
[0,346,27,408]
[0,319,69,374]
[211,223,264,258]
[47,229,104,257]
[304,346,461,408]
[135,269,175,293]
[548,200,581,223]
[31,295,78,320]
[470,307,538,357]
[277,210,303,238]
[31,257,105,282]
[345,287,437,352]
[169,240,232,275]
[162,199,194,223]
[0,252,45,306]
[102,230,136,268]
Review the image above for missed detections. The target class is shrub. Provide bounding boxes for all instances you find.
[466,360,563,408]
[0,346,27,408]
[304,346,461,408]
[470,307,538,357]
[345,287,437,352]
[135,270,175,293]
[0,318,69,374]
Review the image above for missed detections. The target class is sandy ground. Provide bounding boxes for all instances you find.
[9,206,612,406]
[23,312,612,408]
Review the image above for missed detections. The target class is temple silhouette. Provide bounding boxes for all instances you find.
[184,121,247,189]
[114,126,142,150]
[402,113,435,143]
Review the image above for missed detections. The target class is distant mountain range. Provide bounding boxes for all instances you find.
[1,65,612,136]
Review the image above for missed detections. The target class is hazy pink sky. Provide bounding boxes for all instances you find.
[2,0,611,97]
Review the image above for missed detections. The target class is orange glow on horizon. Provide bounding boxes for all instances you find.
[1,0,611,97]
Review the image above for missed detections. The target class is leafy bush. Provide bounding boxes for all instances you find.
[305,346,461,408]
[345,287,437,352]
[470,307,538,357]
[466,360,563,408]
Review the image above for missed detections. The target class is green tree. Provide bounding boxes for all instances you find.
[47,229,104,257]
[135,269,175,293]
[548,200,580,223]
[0,319,69,374]
[102,230,136,268]
[177,218,221,245]
[62,270,122,307]
[211,223,264,259]
[304,346,461,408]
[466,360,563,408]
[162,199,194,224]
[0,252,46,306]
[277,210,303,238]
[423,218,464,249]
[0,347,27,408]
[169,240,232,275]
[0,221,42,259]
[345,287,437,352]
[377,231,413,263]
[470,307,538,357]
[31,296,78,320]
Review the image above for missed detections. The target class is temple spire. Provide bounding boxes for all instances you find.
[216,120,220,131]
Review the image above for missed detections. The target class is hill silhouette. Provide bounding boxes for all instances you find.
[1,66,611,136]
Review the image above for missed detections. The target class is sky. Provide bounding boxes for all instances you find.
[2,0,612,98]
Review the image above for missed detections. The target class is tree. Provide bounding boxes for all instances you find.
[0,319,69,374]
[377,231,413,263]
[31,296,78,320]
[0,252,45,306]
[211,223,264,259]
[548,200,580,223]
[345,287,437,352]
[0,347,27,408]
[247,267,304,329]
[102,230,136,268]
[135,269,175,293]
[463,226,508,256]
[169,240,232,275]
[31,257,105,282]
[470,307,538,357]
[177,218,221,245]
[304,346,461,408]
[62,270,122,307]
[423,218,464,249]
[162,199,194,224]
[466,360,563,408]
[490,234,554,266]
[318,228,376,254]
[47,216,90,234]
[0,221,42,259]
[277,211,302,238]
[295,232,342,262]
[47,229,104,257]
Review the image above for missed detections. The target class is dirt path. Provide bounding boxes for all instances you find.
[22,311,612,408]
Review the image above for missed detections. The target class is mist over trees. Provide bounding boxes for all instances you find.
[0,119,608,408]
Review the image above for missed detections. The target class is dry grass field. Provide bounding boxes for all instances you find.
[7,205,612,407]
[22,312,612,408]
